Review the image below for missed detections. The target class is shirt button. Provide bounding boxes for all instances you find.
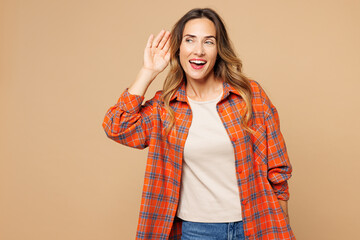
[238,168,242,173]
[231,137,236,142]
[242,199,248,205]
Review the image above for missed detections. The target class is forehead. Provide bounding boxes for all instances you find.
[182,18,216,37]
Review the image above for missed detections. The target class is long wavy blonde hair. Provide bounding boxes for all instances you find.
[161,8,254,137]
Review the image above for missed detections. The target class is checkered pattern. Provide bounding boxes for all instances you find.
[102,79,295,239]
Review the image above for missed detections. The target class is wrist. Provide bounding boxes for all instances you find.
[139,67,159,81]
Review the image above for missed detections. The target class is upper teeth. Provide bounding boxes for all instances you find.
[190,60,206,64]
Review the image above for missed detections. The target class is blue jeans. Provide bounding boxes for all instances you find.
[181,219,245,240]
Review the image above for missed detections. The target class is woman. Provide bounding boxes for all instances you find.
[103,8,295,240]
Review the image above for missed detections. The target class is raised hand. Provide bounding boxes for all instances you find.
[143,30,171,76]
[128,30,171,96]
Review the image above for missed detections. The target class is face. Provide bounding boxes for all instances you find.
[179,18,218,82]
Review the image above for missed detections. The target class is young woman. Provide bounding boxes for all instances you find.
[103,8,295,240]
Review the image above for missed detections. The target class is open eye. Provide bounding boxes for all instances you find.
[205,40,214,45]
[185,38,193,43]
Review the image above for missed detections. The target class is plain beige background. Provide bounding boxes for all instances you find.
[1,0,359,239]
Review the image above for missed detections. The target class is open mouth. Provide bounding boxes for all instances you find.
[189,60,207,69]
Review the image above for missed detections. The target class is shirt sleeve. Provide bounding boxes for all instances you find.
[102,88,155,149]
[259,84,293,201]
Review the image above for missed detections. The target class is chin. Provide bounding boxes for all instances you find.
[186,74,209,82]
[186,70,213,81]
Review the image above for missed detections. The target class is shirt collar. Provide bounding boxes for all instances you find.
[170,80,241,102]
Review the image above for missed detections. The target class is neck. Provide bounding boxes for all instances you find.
[185,74,223,101]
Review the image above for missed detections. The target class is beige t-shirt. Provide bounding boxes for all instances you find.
[176,92,243,222]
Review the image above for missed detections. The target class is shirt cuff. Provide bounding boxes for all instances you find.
[116,88,145,113]
[272,181,290,201]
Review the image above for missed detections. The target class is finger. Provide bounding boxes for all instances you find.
[146,34,154,48]
[152,29,166,49]
[157,31,171,50]
[162,34,171,54]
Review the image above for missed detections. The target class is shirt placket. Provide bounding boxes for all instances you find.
[216,100,255,240]
[171,101,193,236]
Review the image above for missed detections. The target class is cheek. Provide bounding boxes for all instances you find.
[210,49,218,62]
[179,51,186,67]
[180,45,191,56]
[206,51,217,66]
[179,47,190,65]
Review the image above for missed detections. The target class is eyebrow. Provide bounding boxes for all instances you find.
[183,34,216,39]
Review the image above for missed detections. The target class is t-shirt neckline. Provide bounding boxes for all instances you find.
[187,91,223,104]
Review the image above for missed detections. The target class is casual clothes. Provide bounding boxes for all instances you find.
[102,79,295,239]
[180,219,245,240]
[177,92,242,222]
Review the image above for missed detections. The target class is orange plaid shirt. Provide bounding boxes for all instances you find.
[102,79,295,239]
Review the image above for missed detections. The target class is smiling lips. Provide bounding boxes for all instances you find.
[189,58,207,69]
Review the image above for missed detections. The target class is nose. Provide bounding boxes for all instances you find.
[194,41,205,56]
